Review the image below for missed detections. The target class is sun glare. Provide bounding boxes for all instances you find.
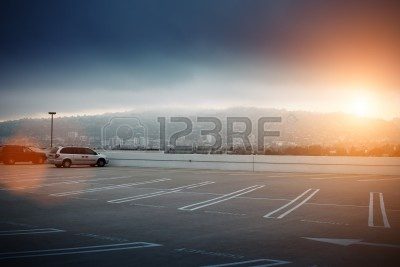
[344,86,379,118]
[352,97,370,117]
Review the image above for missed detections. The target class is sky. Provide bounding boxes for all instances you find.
[0,0,399,121]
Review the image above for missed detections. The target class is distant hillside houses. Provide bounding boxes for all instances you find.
[0,108,399,157]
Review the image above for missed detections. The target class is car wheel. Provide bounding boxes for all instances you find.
[55,164,62,168]
[97,158,106,167]
[62,159,72,168]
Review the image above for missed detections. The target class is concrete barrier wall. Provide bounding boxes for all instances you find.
[103,151,400,175]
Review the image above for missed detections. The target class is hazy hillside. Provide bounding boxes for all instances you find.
[0,108,399,149]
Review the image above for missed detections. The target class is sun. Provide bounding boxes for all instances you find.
[352,96,370,117]
[346,86,396,119]
[345,87,377,118]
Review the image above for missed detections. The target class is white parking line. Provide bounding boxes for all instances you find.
[1,176,137,190]
[179,185,265,211]
[0,175,88,182]
[0,228,65,236]
[264,189,320,219]
[380,193,391,228]
[201,258,291,267]
[50,178,171,197]
[0,242,162,260]
[1,175,138,185]
[368,192,390,228]
[368,192,374,227]
[108,181,214,203]
[264,189,310,218]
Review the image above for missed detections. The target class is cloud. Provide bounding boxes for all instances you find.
[0,1,399,120]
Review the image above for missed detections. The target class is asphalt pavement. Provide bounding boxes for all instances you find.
[0,164,399,266]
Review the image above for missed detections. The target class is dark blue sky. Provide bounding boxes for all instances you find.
[1,0,399,120]
[0,1,306,55]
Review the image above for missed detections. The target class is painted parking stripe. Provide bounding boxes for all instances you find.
[264,189,319,219]
[0,242,161,260]
[201,258,291,267]
[0,228,65,236]
[1,180,98,191]
[108,181,214,203]
[0,175,109,188]
[2,176,136,190]
[368,192,390,228]
[0,175,89,182]
[179,185,265,211]
[50,178,171,197]
[263,189,311,218]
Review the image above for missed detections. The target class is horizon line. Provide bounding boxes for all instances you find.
[1,106,398,123]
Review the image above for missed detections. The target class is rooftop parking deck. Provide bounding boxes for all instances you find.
[0,164,399,266]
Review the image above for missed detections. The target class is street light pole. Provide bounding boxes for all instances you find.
[48,112,56,148]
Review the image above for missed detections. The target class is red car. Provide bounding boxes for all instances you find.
[0,145,47,165]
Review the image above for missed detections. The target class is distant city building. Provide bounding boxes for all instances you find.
[67,132,78,139]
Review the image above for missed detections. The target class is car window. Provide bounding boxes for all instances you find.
[60,147,73,154]
[84,148,96,155]
[74,148,84,154]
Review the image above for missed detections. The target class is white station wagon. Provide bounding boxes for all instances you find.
[48,146,109,168]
